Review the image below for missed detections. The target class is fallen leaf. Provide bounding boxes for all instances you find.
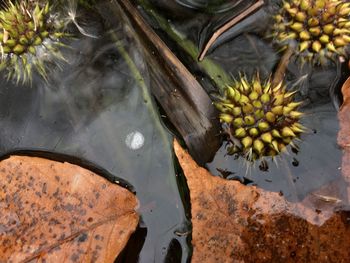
[338,77,350,198]
[0,156,139,262]
[174,140,350,263]
[338,76,350,147]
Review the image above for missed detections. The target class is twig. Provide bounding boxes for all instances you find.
[271,47,294,88]
[198,0,264,61]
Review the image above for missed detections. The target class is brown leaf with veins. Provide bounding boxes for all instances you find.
[0,156,139,263]
[174,140,350,263]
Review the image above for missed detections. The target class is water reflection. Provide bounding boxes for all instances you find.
[0,3,189,262]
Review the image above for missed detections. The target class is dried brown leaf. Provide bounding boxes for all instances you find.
[0,156,139,263]
[174,140,350,263]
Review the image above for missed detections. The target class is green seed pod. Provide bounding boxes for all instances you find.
[323,24,335,34]
[271,140,279,152]
[233,91,241,102]
[271,106,283,115]
[242,136,253,149]
[235,127,247,138]
[254,109,265,119]
[252,100,263,109]
[19,37,28,45]
[300,31,311,40]
[239,94,250,105]
[233,117,244,127]
[312,41,322,52]
[41,31,49,38]
[308,18,319,27]
[249,128,259,137]
[244,115,255,126]
[5,39,16,47]
[291,124,304,133]
[295,11,307,22]
[287,101,303,109]
[283,106,293,115]
[281,127,296,137]
[28,46,36,54]
[334,37,347,47]
[265,112,276,123]
[299,41,310,51]
[273,94,285,106]
[300,0,310,10]
[226,86,236,99]
[249,91,259,100]
[260,93,270,103]
[232,107,242,116]
[290,22,304,32]
[215,74,304,160]
[220,113,234,123]
[258,122,270,132]
[290,111,303,118]
[261,132,273,144]
[253,139,264,155]
[13,44,24,55]
[272,129,282,138]
[242,103,254,114]
[33,36,42,46]
[319,34,330,44]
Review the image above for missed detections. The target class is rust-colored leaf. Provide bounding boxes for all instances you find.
[0,156,139,262]
[174,140,350,263]
[338,76,350,148]
[338,75,350,206]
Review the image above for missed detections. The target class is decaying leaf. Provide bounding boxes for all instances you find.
[174,140,350,262]
[338,77,350,204]
[338,76,350,148]
[0,156,139,262]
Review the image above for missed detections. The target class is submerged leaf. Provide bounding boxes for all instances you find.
[0,156,139,262]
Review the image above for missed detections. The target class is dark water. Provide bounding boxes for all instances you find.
[0,2,190,262]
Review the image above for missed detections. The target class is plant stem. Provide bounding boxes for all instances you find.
[137,0,233,93]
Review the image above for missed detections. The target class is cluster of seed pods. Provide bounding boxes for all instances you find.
[215,75,305,160]
[273,0,350,63]
[0,1,68,82]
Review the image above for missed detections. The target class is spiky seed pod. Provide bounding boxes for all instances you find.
[215,74,305,160]
[0,1,70,83]
[273,0,350,64]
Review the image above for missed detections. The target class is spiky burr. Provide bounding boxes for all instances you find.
[273,0,350,63]
[215,74,305,160]
[0,1,69,83]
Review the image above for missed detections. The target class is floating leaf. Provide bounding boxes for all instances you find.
[0,156,139,262]
[174,139,350,262]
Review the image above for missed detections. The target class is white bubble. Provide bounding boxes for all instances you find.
[125,131,145,150]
